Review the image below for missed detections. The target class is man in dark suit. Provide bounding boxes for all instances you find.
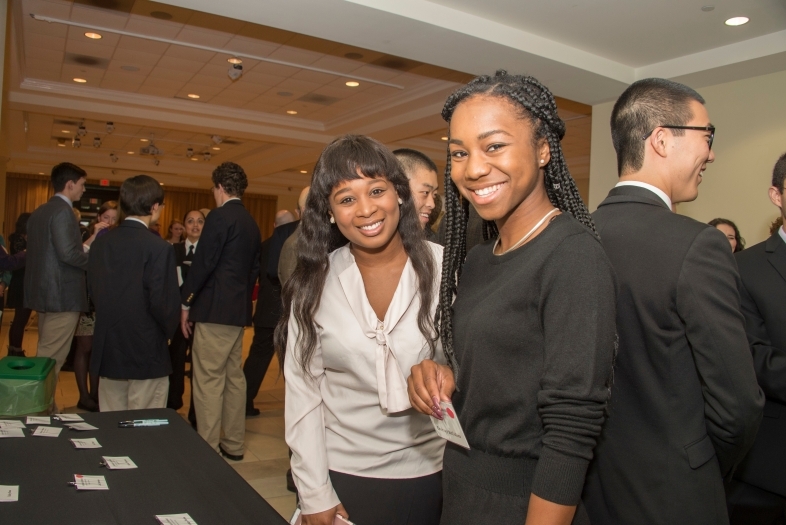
[583,78,764,525]
[25,163,96,377]
[727,153,786,524]
[181,162,261,461]
[88,175,180,410]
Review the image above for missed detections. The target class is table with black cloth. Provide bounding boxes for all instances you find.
[0,408,288,524]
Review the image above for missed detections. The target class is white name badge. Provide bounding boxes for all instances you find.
[27,416,50,425]
[156,513,198,525]
[32,426,62,437]
[66,422,98,431]
[431,401,470,449]
[102,456,137,470]
[71,475,108,490]
[71,438,102,449]
[0,428,24,438]
[54,413,84,422]
[0,486,19,502]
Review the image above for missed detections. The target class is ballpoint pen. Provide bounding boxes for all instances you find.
[118,419,169,428]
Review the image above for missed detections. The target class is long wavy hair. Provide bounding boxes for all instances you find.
[274,135,438,377]
[438,70,598,374]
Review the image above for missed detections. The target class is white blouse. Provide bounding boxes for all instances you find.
[285,242,446,514]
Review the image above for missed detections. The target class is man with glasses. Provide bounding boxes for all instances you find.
[583,78,764,525]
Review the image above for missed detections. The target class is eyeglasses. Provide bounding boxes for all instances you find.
[642,125,715,150]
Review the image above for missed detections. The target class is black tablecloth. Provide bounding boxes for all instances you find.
[0,408,288,524]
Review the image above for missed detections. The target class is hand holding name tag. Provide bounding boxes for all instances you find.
[407,359,470,448]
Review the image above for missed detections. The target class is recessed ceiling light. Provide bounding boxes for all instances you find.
[212,147,220,150]
[73,78,87,83]
[441,136,448,141]
[300,170,307,174]
[62,130,70,133]
[84,32,102,39]
[187,93,200,99]
[57,143,65,147]
[227,57,242,65]
[160,183,164,186]
[345,81,360,87]
[725,16,749,26]
[286,110,298,115]
[191,157,199,161]
[39,172,44,175]
[127,151,134,154]
[140,138,149,142]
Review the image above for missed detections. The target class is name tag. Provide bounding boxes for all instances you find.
[431,401,470,449]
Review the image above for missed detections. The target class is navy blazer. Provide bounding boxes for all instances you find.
[181,199,261,327]
[583,185,764,525]
[88,220,180,380]
[733,232,786,497]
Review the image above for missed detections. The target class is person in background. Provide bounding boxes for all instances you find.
[769,217,783,236]
[89,175,180,411]
[75,208,90,243]
[7,213,32,357]
[167,209,205,418]
[408,71,616,525]
[181,162,261,461]
[25,163,102,380]
[583,78,763,525]
[148,221,161,237]
[165,219,185,244]
[276,135,445,525]
[727,152,786,525]
[710,218,745,253]
[278,188,309,285]
[73,200,118,411]
[427,193,443,236]
[393,148,440,242]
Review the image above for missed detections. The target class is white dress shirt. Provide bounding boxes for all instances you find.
[779,225,786,245]
[615,181,672,210]
[285,242,446,514]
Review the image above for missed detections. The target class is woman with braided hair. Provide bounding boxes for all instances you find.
[408,71,617,525]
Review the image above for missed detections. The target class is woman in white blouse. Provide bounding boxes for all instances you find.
[275,135,445,525]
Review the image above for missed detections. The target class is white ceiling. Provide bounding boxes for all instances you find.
[155,0,786,104]
[5,0,593,197]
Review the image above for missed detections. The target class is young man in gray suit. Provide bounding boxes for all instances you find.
[583,79,764,525]
[24,163,104,376]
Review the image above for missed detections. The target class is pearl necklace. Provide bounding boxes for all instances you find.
[493,208,559,255]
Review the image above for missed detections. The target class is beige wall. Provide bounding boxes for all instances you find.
[589,69,786,247]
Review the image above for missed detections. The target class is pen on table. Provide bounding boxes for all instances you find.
[118,419,169,428]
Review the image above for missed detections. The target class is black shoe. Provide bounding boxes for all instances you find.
[246,407,260,418]
[76,399,99,412]
[7,346,25,357]
[218,444,244,461]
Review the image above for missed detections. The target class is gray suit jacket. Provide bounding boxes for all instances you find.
[24,196,89,312]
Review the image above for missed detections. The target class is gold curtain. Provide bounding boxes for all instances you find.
[5,173,278,241]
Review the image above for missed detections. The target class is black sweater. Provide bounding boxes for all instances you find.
[452,213,617,505]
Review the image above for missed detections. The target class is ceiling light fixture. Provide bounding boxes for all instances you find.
[725,16,749,26]
[93,136,102,148]
[441,136,448,141]
[77,125,87,137]
[345,81,360,87]
[186,147,194,158]
[228,64,243,81]
[84,32,102,39]
[187,94,200,99]
[39,172,44,175]
[57,143,65,147]
[72,137,81,148]
[110,153,118,162]
[191,157,198,161]
[28,14,405,90]
[300,170,307,174]
[62,130,70,133]
[127,151,134,154]
[203,152,211,161]
[227,57,242,64]
[140,138,149,142]
[73,78,87,83]
[212,147,220,151]
[105,121,114,133]
[286,110,298,115]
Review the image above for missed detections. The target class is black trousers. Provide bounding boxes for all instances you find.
[8,306,32,348]
[727,479,786,525]
[243,326,275,411]
[167,328,191,410]
[329,470,442,525]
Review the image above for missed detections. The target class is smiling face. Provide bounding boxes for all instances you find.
[184,211,205,241]
[329,174,401,252]
[408,166,439,227]
[668,100,715,204]
[448,95,550,225]
[170,222,185,240]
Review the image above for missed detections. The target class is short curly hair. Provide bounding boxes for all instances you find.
[212,162,248,197]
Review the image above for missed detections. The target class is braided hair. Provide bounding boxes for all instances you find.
[438,70,598,374]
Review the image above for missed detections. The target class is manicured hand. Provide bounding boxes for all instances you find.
[408,359,455,419]
[301,503,349,525]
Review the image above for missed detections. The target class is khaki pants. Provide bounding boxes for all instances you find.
[192,322,246,456]
[98,377,169,412]
[36,311,80,376]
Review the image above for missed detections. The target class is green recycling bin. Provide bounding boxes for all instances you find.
[0,356,56,416]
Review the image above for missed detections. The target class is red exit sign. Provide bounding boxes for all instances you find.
[99,179,110,186]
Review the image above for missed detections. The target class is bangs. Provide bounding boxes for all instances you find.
[315,135,403,193]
